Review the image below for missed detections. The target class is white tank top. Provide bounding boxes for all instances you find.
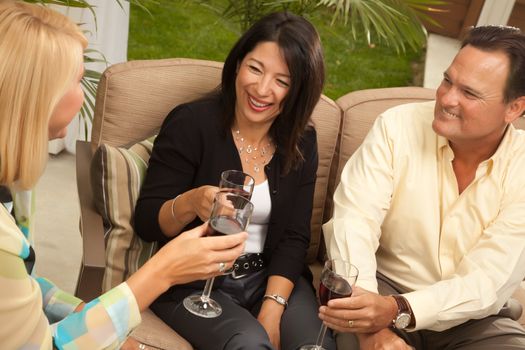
[244,180,271,253]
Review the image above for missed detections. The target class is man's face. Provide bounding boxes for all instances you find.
[432,45,520,149]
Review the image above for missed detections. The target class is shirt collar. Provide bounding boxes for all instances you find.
[436,124,515,174]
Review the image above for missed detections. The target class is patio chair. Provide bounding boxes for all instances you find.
[74,57,341,349]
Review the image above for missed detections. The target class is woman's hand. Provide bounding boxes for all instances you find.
[319,286,397,334]
[189,185,220,221]
[126,222,247,311]
[154,222,247,285]
[120,336,149,350]
[159,186,219,237]
[257,302,284,350]
[357,329,413,350]
[257,276,292,349]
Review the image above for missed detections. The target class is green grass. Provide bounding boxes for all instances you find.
[128,1,424,100]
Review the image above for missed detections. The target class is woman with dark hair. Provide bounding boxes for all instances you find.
[134,11,334,350]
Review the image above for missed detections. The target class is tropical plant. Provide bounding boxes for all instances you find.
[186,0,444,53]
[21,0,154,138]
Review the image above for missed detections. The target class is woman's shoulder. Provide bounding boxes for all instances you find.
[159,96,222,134]
[0,205,28,259]
[299,125,317,150]
[167,97,221,121]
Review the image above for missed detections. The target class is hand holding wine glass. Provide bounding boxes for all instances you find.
[301,259,358,350]
[183,191,254,318]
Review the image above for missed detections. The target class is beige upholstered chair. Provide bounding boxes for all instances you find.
[74,58,341,349]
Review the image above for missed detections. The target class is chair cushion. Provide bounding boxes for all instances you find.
[90,137,158,291]
[131,309,192,350]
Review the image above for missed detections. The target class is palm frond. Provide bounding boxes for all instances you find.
[23,0,91,7]
[125,0,160,16]
[317,0,445,52]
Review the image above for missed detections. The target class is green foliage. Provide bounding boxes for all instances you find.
[20,0,152,135]
[175,0,443,53]
[318,0,445,52]
[128,0,423,99]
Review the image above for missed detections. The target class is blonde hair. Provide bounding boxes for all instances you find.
[0,1,87,189]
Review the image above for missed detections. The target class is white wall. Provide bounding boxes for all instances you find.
[49,0,130,154]
[423,0,517,89]
[477,0,516,26]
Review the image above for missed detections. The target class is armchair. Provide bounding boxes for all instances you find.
[74,57,341,349]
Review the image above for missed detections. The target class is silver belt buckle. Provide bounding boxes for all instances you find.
[231,261,249,279]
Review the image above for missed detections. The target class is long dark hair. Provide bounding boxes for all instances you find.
[219,12,325,174]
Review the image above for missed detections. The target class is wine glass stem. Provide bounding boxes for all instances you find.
[315,324,328,348]
[201,277,215,301]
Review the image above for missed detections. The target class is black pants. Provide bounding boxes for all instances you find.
[337,273,525,350]
[151,269,336,350]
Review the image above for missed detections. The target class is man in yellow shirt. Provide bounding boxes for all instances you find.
[322,25,525,349]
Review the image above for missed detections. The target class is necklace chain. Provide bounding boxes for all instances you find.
[234,129,275,172]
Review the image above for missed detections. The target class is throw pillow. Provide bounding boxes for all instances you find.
[90,137,158,292]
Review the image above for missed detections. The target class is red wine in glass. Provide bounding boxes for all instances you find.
[183,192,253,318]
[300,260,358,350]
[207,215,243,237]
[319,277,352,306]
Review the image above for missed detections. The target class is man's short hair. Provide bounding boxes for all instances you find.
[462,25,525,103]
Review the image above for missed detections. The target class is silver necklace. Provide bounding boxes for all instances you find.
[234,129,274,172]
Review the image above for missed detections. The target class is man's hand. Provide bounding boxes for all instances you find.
[319,286,397,333]
[358,329,413,350]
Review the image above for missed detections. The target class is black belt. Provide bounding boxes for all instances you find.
[231,253,265,279]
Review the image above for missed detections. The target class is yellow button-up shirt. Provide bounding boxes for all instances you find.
[324,101,525,331]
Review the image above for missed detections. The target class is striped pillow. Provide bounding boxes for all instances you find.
[90,137,158,292]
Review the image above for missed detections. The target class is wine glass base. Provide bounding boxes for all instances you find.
[183,294,222,318]
[300,346,326,350]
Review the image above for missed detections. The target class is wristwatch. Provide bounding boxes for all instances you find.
[263,294,288,309]
[391,295,413,329]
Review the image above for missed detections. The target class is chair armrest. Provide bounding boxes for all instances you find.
[74,140,105,302]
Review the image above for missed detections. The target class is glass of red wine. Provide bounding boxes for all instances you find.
[183,192,254,318]
[219,170,255,200]
[301,259,359,350]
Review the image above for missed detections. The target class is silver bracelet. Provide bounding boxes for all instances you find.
[263,294,288,308]
[170,194,181,222]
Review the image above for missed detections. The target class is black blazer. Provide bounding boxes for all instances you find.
[134,97,318,287]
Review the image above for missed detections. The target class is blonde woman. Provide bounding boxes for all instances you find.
[0,2,247,349]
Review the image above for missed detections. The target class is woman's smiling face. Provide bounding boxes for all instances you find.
[234,41,291,128]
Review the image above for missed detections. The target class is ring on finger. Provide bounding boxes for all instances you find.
[139,344,146,350]
[348,319,354,328]
[218,262,226,273]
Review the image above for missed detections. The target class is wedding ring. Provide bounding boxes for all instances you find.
[348,320,354,328]
[218,262,226,273]
[138,344,146,350]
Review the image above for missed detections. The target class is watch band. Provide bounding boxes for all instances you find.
[263,294,288,308]
[392,294,415,328]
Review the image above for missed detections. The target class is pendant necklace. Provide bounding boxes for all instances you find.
[233,129,275,172]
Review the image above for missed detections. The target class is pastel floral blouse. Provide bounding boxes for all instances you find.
[0,190,140,349]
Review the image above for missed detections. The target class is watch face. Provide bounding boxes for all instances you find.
[395,313,411,329]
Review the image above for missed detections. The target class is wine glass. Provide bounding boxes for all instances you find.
[301,259,359,350]
[183,192,254,318]
[219,170,255,200]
